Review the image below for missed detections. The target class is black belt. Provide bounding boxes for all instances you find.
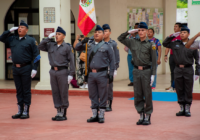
[176,64,192,68]
[89,67,108,73]
[51,66,68,71]
[13,62,31,68]
[134,65,151,70]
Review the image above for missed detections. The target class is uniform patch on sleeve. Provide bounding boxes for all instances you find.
[35,41,38,46]
[152,45,156,50]
[117,46,119,50]
[71,48,74,53]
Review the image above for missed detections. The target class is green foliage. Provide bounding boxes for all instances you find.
[177,0,188,8]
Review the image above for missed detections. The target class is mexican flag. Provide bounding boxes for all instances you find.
[78,0,97,36]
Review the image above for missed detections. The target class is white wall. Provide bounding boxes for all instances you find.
[0,0,14,80]
[188,0,200,88]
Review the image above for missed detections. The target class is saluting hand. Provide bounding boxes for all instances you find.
[10,27,18,32]
[128,29,138,34]
[48,32,56,38]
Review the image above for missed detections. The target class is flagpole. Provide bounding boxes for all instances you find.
[85,35,88,76]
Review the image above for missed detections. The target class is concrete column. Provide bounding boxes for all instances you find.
[163,0,177,74]
[35,0,71,90]
[188,0,200,89]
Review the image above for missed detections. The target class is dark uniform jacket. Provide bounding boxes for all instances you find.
[163,36,200,75]
[0,30,39,70]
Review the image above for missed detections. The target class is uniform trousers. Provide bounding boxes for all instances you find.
[133,68,153,114]
[174,66,193,105]
[88,71,108,109]
[49,69,69,109]
[13,64,32,106]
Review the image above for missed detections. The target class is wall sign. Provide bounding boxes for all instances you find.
[192,0,200,5]
[44,28,55,37]
[44,7,55,23]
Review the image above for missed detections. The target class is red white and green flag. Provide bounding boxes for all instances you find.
[78,0,97,36]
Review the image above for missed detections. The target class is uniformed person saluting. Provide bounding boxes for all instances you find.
[38,26,75,121]
[118,22,157,125]
[162,26,200,117]
[102,24,120,112]
[0,20,40,119]
[75,25,115,123]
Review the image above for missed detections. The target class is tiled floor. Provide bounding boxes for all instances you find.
[0,73,199,93]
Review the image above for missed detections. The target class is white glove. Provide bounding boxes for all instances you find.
[128,29,138,34]
[68,75,73,84]
[31,70,37,78]
[172,32,180,37]
[150,75,155,86]
[195,75,199,81]
[10,27,18,32]
[114,70,117,78]
[48,32,56,38]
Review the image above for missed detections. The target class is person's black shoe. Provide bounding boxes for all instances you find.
[185,104,191,117]
[106,100,112,112]
[136,113,145,125]
[87,116,99,122]
[142,114,151,125]
[56,108,67,121]
[87,109,99,122]
[176,104,185,116]
[20,105,30,119]
[128,82,133,86]
[98,117,104,123]
[12,104,24,119]
[52,108,61,121]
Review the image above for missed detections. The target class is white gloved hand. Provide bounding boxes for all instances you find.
[172,32,180,37]
[195,75,199,81]
[68,75,73,84]
[48,32,56,38]
[150,75,155,86]
[31,70,37,78]
[114,70,117,78]
[10,27,18,32]
[128,29,138,34]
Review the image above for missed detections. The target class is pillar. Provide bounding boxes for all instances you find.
[35,0,71,90]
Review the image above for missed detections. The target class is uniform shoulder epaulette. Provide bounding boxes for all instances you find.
[66,43,72,47]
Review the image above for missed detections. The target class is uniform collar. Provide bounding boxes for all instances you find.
[16,34,28,40]
[54,40,66,46]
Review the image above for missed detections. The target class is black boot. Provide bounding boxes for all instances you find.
[142,114,151,125]
[52,108,61,121]
[136,112,145,125]
[20,105,30,119]
[185,104,191,117]
[176,104,185,116]
[106,100,112,112]
[56,108,67,121]
[12,104,24,119]
[98,109,105,123]
[87,109,99,122]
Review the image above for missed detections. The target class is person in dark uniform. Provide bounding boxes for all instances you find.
[163,26,200,117]
[38,26,75,121]
[102,24,120,112]
[0,20,40,119]
[118,22,157,125]
[75,25,115,123]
